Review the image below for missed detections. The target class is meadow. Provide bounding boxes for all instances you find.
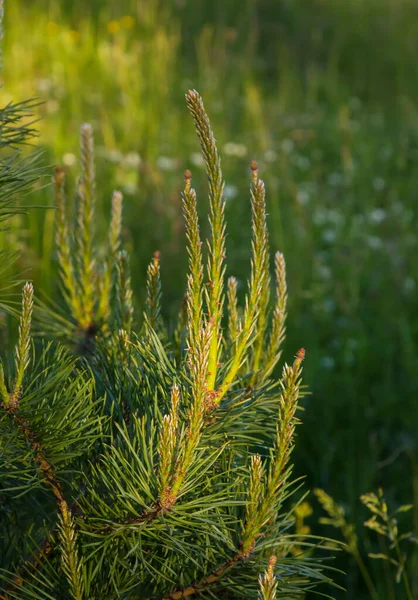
[1,0,418,596]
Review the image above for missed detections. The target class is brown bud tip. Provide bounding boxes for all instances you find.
[184,169,192,180]
[267,554,277,575]
[153,250,161,262]
[296,348,306,361]
[54,166,66,179]
[186,89,199,102]
[250,160,258,171]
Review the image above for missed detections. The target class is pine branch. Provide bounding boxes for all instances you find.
[158,383,181,508]
[217,163,270,402]
[170,320,212,497]
[182,169,204,350]
[10,283,33,407]
[116,250,133,335]
[162,440,273,599]
[0,361,9,404]
[248,162,271,384]
[162,552,243,600]
[54,167,82,323]
[227,276,240,345]
[145,250,163,333]
[58,505,84,600]
[263,348,305,516]
[186,90,226,392]
[258,555,278,600]
[263,251,287,378]
[98,190,123,322]
[241,454,266,556]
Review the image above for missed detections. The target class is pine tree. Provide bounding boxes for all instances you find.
[0,89,335,599]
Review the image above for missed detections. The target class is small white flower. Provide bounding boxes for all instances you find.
[369,208,386,224]
[264,149,277,162]
[296,190,310,206]
[321,356,335,369]
[380,146,393,160]
[391,201,404,215]
[106,149,123,164]
[123,182,137,195]
[346,338,359,350]
[46,99,59,114]
[323,299,335,313]
[294,155,311,170]
[328,172,343,186]
[348,96,362,110]
[156,156,178,171]
[62,152,77,167]
[35,78,53,93]
[327,210,343,226]
[313,209,328,226]
[367,235,383,250]
[403,277,415,293]
[317,264,332,280]
[322,229,337,243]
[372,178,385,191]
[124,152,142,168]
[223,142,247,158]
[281,139,294,154]
[190,152,205,168]
[224,184,238,200]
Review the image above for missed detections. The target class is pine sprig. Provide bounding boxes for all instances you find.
[249,162,271,383]
[217,163,270,402]
[258,555,278,600]
[242,454,266,556]
[264,349,305,516]
[10,283,33,407]
[0,360,8,404]
[170,321,212,497]
[116,250,133,335]
[54,167,82,322]
[182,169,204,350]
[76,123,96,329]
[186,90,226,392]
[58,505,84,600]
[145,250,163,333]
[158,383,181,508]
[264,251,288,378]
[227,276,240,344]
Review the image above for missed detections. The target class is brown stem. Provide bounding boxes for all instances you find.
[1,405,70,597]
[161,548,244,599]
[93,504,165,536]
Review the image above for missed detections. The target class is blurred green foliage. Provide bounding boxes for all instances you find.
[1,0,418,596]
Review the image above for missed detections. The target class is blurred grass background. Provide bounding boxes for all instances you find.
[1,0,418,596]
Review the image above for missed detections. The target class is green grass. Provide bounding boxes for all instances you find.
[1,0,418,596]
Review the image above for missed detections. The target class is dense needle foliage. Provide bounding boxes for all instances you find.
[0,91,336,599]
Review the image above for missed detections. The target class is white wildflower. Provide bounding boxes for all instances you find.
[322,229,337,243]
[224,184,238,200]
[368,208,386,224]
[321,356,335,369]
[124,152,142,168]
[62,153,77,167]
[190,152,205,167]
[156,156,178,171]
[223,142,247,158]
[281,139,294,154]
[264,149,277,162]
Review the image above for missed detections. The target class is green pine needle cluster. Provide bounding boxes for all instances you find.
[0,90,335,599]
